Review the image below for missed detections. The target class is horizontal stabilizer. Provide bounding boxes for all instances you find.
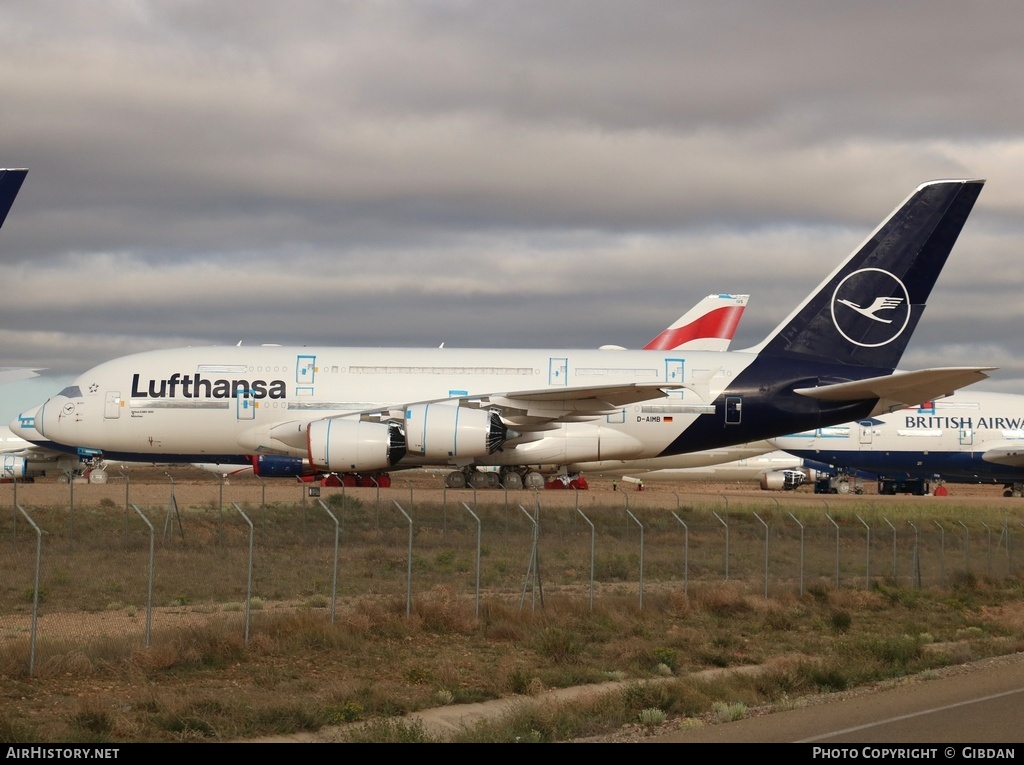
[794,367,995,414]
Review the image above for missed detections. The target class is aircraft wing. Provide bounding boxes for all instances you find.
[794,367,995,415]
[981,442,1024,468]
[352,382,681,423]
[0,425,78,477]
[482,382,680,415]
[240,382,681,454]
[0,367,42,384]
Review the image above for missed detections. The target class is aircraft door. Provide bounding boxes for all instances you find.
[549,358,568,386]
[859,423,873,445]
[959,428,974,446]
[725,396,742,425]
[665,359,684,399]
[104,392,121,419]
[297,355,316,385]
[236,386,255,420]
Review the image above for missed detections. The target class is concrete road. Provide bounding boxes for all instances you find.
[654,653,1024,743]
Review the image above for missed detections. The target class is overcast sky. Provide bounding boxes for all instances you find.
[4,1,1024,421]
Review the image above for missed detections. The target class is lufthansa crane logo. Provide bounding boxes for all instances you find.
[830,268,910,348]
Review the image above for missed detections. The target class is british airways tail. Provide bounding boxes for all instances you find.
[0,168,28,229]
[643,293,748,351]
[749,179,984,371]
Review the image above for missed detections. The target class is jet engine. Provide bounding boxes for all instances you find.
[1,455,29,479]
[404,404,509,460]
[250,454,316,478]
[306,418,407,472]
[759,468,807,491]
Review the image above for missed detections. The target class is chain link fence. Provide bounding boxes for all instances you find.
[4,477,1022,675]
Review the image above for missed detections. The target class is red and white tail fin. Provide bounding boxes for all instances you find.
[643,294,748,351]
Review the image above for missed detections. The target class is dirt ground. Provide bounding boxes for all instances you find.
[3,462,1017,511]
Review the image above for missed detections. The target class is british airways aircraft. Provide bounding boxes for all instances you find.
[14,180,992,486]
[771,391,1024,497]
[639,293,748,352]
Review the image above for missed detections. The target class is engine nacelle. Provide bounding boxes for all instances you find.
[251,455,315,478]
[404,404,508,460]
[2,455,29,479]
[759,469,807,491]
[489,422,644,465]
[306,418,406,472]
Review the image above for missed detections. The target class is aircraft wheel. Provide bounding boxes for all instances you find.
[445,471,467,489]
[469,471,490,489]
[1013,490,1023,499]
[89,469,108,485]
[1004,489,1013,498]
[484,471,500,489]
[524,471,545,490]
[837,482,850,494]
[58,474,71,484]
[501,472,523,490]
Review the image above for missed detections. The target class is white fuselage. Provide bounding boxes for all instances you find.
[27,344,758,467]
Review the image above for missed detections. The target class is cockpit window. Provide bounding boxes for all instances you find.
[57,386,83,398]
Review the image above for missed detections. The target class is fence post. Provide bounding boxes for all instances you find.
[626,509,644,610]
[131,504,155,646]
[671,512,689,595]
[826,514,840,589]
[981,521,993,577]
[787,513,805,596]
[908,521,921,589]
[518,504,539,611]
[230,503,254,645]
[461,502,482,619]
[392,501,413,617]
[754,512,769,598]
[713,511,729,580]
[316,499,341,624]
[884,517,897,582]
[577,507,595,610]
[16,505,42,676]
[933,521,945,587]
[857,515,871,589]
[958,520,969,575]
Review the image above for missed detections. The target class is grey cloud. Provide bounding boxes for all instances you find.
[0,0,1021,402]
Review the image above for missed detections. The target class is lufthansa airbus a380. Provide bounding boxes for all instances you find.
[14,180,992,486]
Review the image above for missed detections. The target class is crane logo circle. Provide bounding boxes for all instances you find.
[830,268,910,348]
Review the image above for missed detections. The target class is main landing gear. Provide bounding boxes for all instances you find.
[444,467,578,490]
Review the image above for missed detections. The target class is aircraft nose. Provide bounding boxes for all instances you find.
[34,396,77,442]
[10,405,43,440]
[38,397,73,441]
